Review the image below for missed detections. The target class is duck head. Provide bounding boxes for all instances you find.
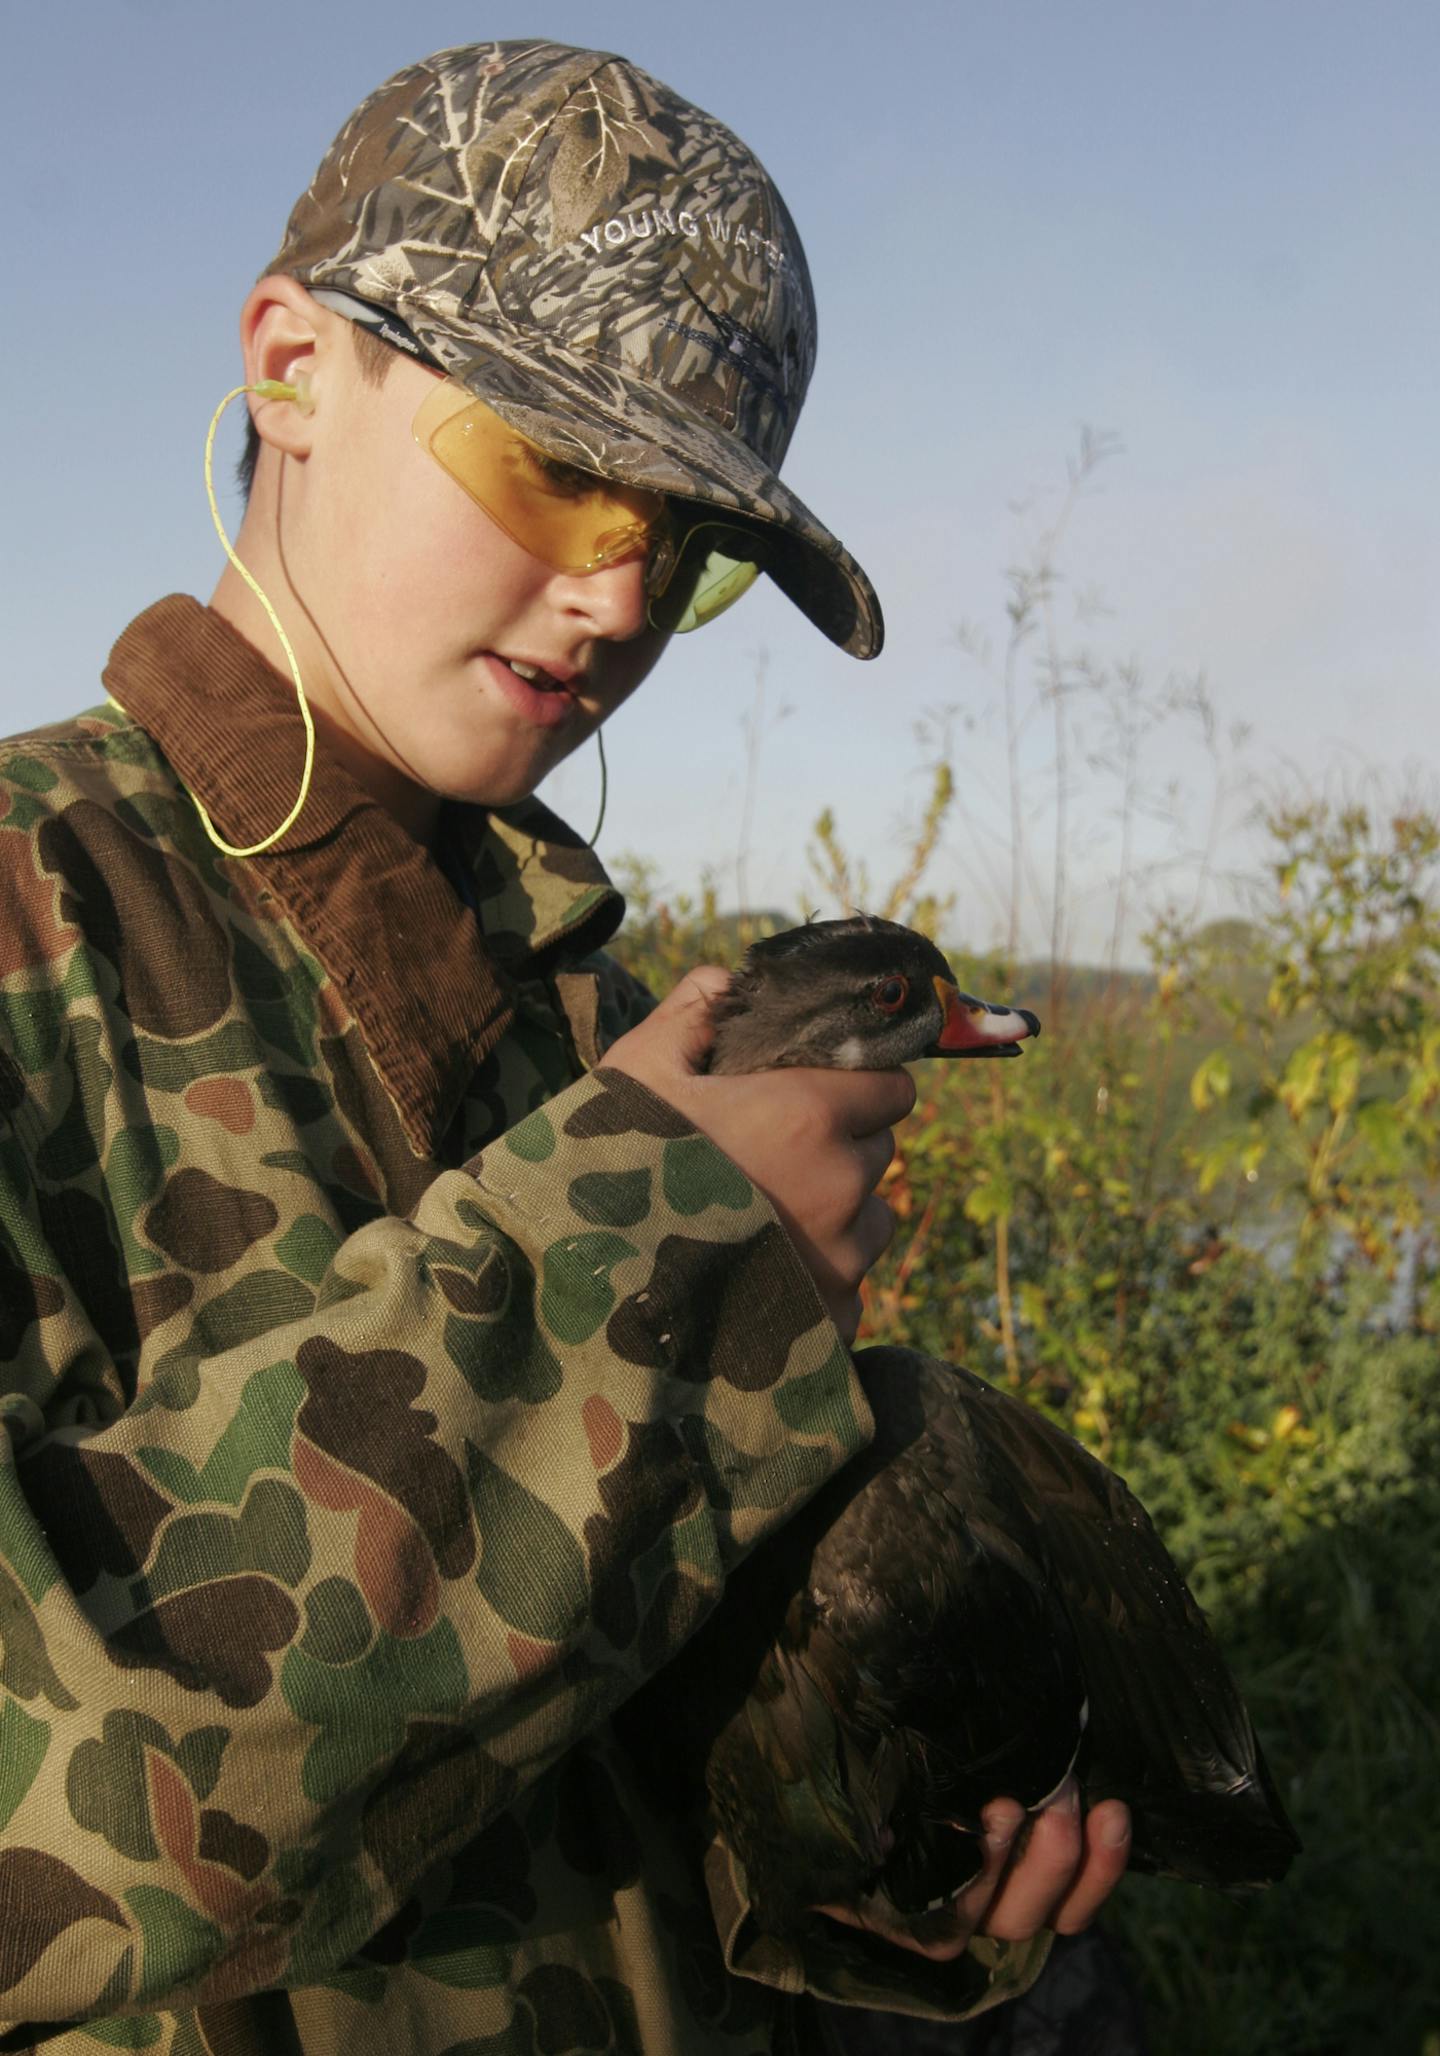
[707,916,1040,1076]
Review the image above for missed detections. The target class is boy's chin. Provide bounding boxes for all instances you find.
[448,771,544,811]
[456,745,595,815]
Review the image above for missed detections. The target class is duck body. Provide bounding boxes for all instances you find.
[687,1353,1298,1938]
[652,917,1299,1940]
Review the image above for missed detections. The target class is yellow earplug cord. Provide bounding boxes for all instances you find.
[114,380,615,859]
[188,381,317,857]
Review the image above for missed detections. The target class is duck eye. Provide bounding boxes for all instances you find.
[871,976,908,1014]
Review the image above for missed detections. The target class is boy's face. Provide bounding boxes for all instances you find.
[264,321,672,826]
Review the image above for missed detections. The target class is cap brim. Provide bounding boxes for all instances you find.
[403,310,884,658]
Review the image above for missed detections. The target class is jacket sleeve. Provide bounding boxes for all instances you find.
[0,1062,872,2024]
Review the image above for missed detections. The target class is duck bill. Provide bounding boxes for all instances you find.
[929,977,1041,1059]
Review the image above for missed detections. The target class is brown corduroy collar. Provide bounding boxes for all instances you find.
[103,596,625,1158]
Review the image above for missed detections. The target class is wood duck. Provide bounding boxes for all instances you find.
[656,917,1299,1942]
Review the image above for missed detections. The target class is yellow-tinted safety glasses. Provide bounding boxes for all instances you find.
[412,380,762,635]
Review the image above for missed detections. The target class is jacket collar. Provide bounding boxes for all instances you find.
[104,596,625,1158]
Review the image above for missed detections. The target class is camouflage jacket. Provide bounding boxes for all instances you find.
[0,599,1045,2054]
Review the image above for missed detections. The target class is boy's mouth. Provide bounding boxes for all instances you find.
[483,651,583,731]
[505,657,571,695]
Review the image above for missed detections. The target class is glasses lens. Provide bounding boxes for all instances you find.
[648,526,764,635]
[413,381,667,574]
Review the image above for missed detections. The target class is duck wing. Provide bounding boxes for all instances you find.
[659,1354,1088,1932]
[912,1351,1298,1888]
[858,1351,1300,1892]
[651,1350,1297,1939]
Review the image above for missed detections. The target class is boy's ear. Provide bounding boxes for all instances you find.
[239,276,326,458]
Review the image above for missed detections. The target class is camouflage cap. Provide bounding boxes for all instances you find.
[268,40,882,658]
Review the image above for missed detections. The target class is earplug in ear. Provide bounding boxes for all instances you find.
[250,373,313,413]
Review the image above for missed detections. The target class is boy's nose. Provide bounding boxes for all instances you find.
[553,555,651,641]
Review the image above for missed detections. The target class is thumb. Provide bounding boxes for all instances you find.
[604,966,732,1086]
[641,966,732,1073]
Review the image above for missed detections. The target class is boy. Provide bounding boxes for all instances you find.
[0,41,1127,2054]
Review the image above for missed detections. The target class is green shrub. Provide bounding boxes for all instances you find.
[606,723,1440,2055]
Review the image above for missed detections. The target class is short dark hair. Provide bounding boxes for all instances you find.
[235,317,398,500]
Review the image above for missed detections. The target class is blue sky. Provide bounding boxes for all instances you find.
[7,0,1437,960]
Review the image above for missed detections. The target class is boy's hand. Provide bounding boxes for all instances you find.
[601,968,915,1341]
[813,1785,1132,1962]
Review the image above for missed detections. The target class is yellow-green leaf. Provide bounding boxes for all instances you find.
[1190,1049,1232,1112]
[1354,1099,1405,1171]
[1278,1038,1326,1118]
